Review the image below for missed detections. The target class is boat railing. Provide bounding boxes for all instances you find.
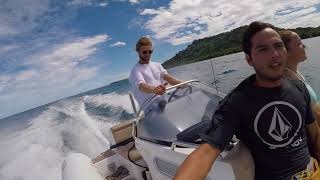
[129,79,226,120]
[128,92,138,116]
[136,79,200,117]
[171,141,199,149]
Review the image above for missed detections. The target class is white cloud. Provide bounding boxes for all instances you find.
[99,2,108,7]
[115,0,143,5]
[0,45,19,54]
[140,0,320,45]
[0,0,51,36]
[67,0,142,7]
[0,35,109,118]
[67,0,143,7]
[15,70,39,81]
[128,0,141,4]
[110,41,126,47]
[27,35,109,66]
[23,34,109,86]
[0,0,108,37]
[68,0,109,7]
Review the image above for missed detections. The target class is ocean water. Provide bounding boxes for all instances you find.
[0,37,319,180]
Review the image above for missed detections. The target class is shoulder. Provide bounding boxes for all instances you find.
[150,61,162,67]
[129,64,141,77]
[149,61,163,67]
[284,69,299,80]
[150,61,160,65]
[149,62,166,71]
[231,75,254,98]
[283,78,310,102]
[284,77,307,94]
[130,63,141,72]
[219,76,253,107]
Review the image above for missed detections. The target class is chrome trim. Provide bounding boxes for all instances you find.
[172,141,199,149]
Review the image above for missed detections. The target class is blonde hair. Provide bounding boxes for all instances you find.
[136,37,152,52]
[279,30,296,50]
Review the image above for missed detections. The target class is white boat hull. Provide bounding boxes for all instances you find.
[62,81,255,180]
[62,139,254,180]
[135,138,254,180]
[62,153,105,180]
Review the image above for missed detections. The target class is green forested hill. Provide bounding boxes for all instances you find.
[162,25,320,69]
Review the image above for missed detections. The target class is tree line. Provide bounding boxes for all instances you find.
[162,25,320,69]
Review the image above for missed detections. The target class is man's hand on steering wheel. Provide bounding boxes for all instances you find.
[154,83,168,95]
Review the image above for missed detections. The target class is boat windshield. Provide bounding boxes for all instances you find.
[136,81,223,143]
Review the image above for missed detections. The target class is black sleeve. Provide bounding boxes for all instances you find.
[199,94,240,152]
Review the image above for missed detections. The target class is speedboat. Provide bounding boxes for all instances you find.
[62,80,255,180]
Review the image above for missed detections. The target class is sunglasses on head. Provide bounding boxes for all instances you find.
[142,50,153,55]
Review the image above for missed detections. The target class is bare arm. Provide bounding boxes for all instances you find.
[163,74,182,86]
[139,83,166,95]
[307,121,320,161]
[312,102,320,129]
[174,143,221,180]
[139,83,157,94]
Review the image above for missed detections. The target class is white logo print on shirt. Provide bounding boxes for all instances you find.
[254,101,302,149]
[268,107,292,141]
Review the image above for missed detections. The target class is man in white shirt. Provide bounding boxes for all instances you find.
[129,37,183,107]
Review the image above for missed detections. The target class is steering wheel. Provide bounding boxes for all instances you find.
[167,85,192,102]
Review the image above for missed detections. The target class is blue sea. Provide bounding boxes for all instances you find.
[0,36,319,180]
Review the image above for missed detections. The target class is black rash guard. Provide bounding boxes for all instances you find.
[200,75,315,180]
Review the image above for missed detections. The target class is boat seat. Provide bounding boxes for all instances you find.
[110,121,143,162]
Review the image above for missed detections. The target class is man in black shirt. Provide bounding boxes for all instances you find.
[174,21,320,180]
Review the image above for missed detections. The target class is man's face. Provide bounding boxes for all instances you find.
[138,45,153,64]
[246,28,287,82]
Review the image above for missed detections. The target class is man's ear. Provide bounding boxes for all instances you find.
[245,54,253,66]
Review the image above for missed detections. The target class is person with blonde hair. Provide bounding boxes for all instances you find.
[129,37,182,107]
[280,30,320,127]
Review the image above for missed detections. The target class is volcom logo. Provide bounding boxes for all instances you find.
[268,107,292,141]
[254,101,302,148]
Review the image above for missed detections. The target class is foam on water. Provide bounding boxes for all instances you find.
[49,100,110,147]
[0,108,66,180]
[0,92,132,180]
[83,92,136,114]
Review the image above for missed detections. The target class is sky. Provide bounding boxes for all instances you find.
[0,0,320,119]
